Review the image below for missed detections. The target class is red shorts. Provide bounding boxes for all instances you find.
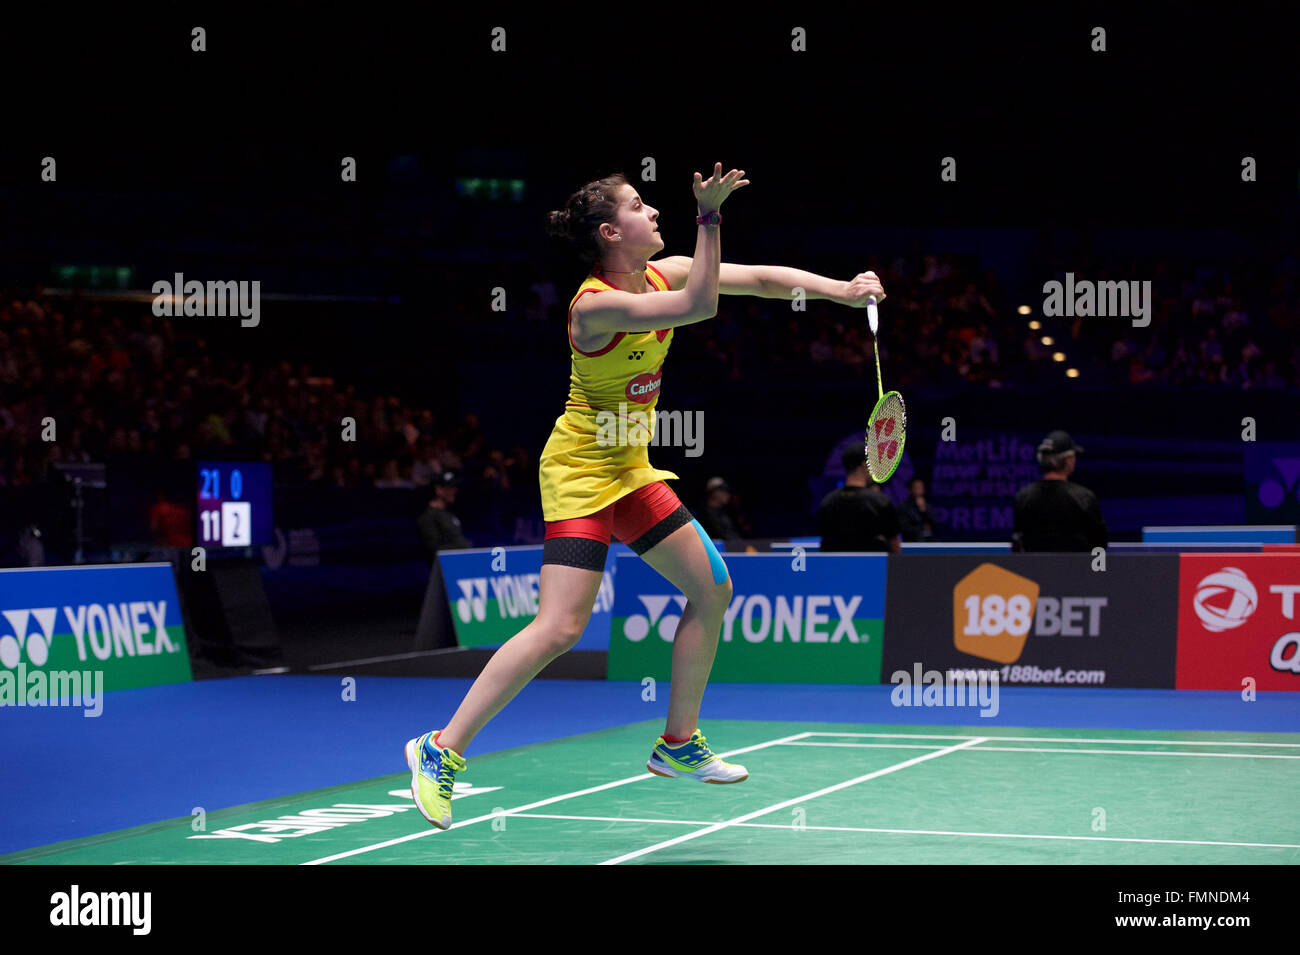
[542,481,693,568]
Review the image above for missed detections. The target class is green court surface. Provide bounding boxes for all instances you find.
[6,720,1298,865]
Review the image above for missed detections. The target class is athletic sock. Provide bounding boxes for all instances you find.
[661,732,692,745]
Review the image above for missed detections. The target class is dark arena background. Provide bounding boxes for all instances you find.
[1,5,1297,931]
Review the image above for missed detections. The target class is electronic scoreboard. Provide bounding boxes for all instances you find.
[196,461,273,549]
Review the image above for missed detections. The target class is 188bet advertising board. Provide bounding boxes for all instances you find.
[881,554,1181,688]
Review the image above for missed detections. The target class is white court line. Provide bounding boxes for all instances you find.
[802,732,1300,748]
[955,746,1300,759]
[785,742,1300,759]
[510,813,1300,851]
[516,813,710,827]
[785,742,951,750]
[597,736,989,866]
[301,730,814,865]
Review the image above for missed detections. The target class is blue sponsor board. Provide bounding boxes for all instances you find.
[0,563,192,692]
[437,543,631,651]
[1143,525,1296,545]
[608,553,888,683]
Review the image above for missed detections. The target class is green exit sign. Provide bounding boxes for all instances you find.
[54,265,134,289]
[455,178,525,202]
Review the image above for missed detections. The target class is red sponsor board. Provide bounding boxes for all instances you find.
[1176,554,1300,690]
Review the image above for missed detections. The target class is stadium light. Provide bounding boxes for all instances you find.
[1052,352,1067,362]
[1028,320,1041,330]
[1017,305,1032,315]
[1041,336,1054,346]
[1066,368,1080,378]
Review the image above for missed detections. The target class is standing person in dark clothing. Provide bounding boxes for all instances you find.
[898,476,934,543]
[417,471,471,556]
[414,470,473,654]
[817,447,901,553]
[1012,430,1108,552]
[697,476,742,542]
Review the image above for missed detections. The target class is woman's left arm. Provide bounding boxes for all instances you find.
[756,266,885,307]
[653,256,884,305]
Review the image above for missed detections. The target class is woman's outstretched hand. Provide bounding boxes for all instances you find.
[693,162,749,214]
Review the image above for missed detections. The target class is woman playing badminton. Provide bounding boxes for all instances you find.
[406,163,887,828]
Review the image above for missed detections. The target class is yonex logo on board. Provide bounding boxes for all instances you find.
[455,573,614,623]
[623,593,866,644]
[0,604,178,666]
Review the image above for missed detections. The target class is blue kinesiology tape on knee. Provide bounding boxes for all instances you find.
[690,519,729,585]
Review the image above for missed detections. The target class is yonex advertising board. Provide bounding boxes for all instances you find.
[881,554,1180,688]
[1176,553,1300,691]
[607,553,887,683]
[0,563,192,694]
[438,545,622,651]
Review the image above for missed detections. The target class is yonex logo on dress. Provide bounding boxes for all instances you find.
[628,350,645,360]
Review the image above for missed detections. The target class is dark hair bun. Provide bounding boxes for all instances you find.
[546,209,571,239]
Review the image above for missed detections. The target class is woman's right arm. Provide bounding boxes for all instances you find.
[572,163,747,335]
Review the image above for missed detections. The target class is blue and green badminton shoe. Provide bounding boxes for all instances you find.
[405,731,468,829]
[647,729,748,783]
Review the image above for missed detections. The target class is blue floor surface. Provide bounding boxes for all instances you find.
[2,674,1297,854]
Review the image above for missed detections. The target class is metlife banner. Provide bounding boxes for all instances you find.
[0,563,192,693]
[437,544,621,650]
[882,554,1180,688]
[607,553,887,683]
[1176,553,1300,691]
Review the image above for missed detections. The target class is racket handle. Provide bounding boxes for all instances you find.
[867,296,878,335]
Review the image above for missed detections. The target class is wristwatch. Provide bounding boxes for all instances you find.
[695,210,721,226]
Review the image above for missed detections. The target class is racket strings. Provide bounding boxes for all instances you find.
[866,392,907,481]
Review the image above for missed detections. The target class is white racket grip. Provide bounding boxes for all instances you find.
[867,296,878,335]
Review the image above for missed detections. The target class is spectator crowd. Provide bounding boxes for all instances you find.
[1,244,1296,553]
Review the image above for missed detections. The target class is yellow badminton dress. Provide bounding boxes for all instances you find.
[539,262,679,521]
